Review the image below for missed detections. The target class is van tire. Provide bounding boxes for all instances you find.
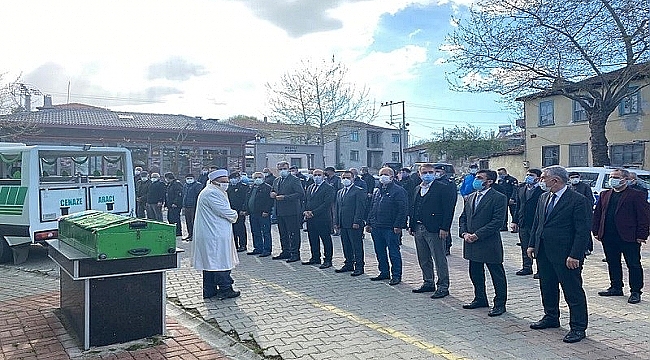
[0,237,12,264]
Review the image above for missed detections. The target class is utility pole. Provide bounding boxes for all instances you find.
[380,101,408,165]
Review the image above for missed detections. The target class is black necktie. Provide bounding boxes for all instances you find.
[545,193,557,217]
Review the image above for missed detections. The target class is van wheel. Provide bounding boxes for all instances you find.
[0,236,12,264]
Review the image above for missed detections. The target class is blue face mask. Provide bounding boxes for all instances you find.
[253,178,264,185]
[421,174,434,183]
[279,169,289,178]
[313,175,324,185]
[525,175,536,185]
[472,178,486,191]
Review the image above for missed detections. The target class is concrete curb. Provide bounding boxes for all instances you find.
[166,301,264,360]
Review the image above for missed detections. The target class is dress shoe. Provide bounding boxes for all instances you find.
[430,290,449,299]
[412,285,436,293]
[533,273,540,279]
[351,270,364,277]
[462,299,489,309]
[182,236,192,242]
[286,257,300,263]
[601,257,607,262]
[236,247,246,253]
[259,253,271,258]
[563,329,586,343]
[388,278,401,286]
[335,267,354,273]
[247,251,261,255]
[370,274,390,281]
[488,305,506,317]
[516,268,533,276]
[628,292,641,304]
[218,289,241,300]
[272,253,289,260]
[515,242,521,246]
[319,262,332,269]
[530,318,560,329]
[598,288,624,296]
[302,259,320,265]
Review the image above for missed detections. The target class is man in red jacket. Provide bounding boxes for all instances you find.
[592,168,650,304]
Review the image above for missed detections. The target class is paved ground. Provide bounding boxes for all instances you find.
[168,197,650,360]
[2,198,650,359]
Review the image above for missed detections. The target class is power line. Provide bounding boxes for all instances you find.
[409,102,512,114]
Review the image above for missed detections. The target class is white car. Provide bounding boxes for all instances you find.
[566,166,650,203]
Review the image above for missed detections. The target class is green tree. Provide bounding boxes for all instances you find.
[446,0,650,166]
[425,125,505,161]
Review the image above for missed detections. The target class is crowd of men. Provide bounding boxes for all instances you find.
[136,161,649,344]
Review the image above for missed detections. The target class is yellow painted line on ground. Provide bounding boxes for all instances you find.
[249,277,468,360]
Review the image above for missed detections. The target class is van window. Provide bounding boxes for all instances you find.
[574,172,599,187]
[39,151,125,183]
[0,153,22,185]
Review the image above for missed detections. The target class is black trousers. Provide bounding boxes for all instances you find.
[518,227,533,270]
[167,206,182,236]
[340,227,364,270]
[468,261,507,307]
[537,246,588,331]
[278,214,302,258]
[232,215,247,249]
[183,206,196,238]
[306,219,333,262]
[202,270,233,298]
[602,238,644,294]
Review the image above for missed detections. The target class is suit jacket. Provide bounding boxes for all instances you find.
[226,182,248,212]
[570,181,595,207]
[529,188,591,263]
[335,185,366,229]
[409,181,457,234]
[592,187,650,243]
[246,182,273,216]
[272,174,304,216]
[459,188,507,264]
[305,182,336,222]
[513,185,544,229]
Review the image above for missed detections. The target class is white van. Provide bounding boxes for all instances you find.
[0,143,135,263]
[566,166,650,203]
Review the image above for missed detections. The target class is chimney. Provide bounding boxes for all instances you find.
[37,95,55,110]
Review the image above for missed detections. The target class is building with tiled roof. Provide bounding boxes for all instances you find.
[0,99,257,174]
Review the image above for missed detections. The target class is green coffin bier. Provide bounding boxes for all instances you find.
[58,210,176,260]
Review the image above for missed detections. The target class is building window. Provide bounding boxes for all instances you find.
[349,131,359,142]
[391,134,400,143]
[290,158,302,168]
[367,131,382,148]
[539,100,554,126]
[619,86,640,116]
[349,150,359,161]
[572,101,588,122]
[610,143,644,166]
[542,145,559,167]
[392,152,400,162]
[569,143,588,167]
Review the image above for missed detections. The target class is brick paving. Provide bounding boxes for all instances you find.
[167,198,650,359]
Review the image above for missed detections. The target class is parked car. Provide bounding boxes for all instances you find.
[566,166,650,203]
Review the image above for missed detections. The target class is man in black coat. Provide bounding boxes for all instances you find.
[496,168,519,231]
[146,172,166,222]
[227,172,249,252]
[568,171,596,255]
[334,170,367,275]
[247,172,274,256]
[164,172,184,237]
[459,169,508,317]
[511,169,544,276]
[136,170,150,218]
[527,165,590,343]
[271,161,305,262]
[182,173,203,241]
[409,163,457,298]
[302,169,336,268]
[324,166,342,235]
[360,166,376,220]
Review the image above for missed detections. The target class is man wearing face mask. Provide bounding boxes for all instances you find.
[303,169,336,268]
[263,168,276,186]
[459,169,508,317]
[164,172,184,237]
[527,165,590,343]
[568,172,595,255]
[136,170,150,218]
[592,168,650,304]
[246,172,274,256]
[460,164,479,199]
[496,168,519,231]
[334,170,367,275]
[197,166,210,187]
[324,167,342,236]
[409,163,457,298]
[146,172,166,222]
[134,167,143,216]
[192,169,240,300]
[227,172,249,252]
[182,173,203,241]
[432,165,456,255]
[366,167,408,285]
[628,172,649,199]
[271,161,305,262]
[511,169,544,277]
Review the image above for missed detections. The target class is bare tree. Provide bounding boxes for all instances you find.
[266,58,378,146]
[0,75,41,141]
[446,0,650,166]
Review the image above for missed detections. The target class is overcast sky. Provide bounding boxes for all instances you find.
[0,0,515,144]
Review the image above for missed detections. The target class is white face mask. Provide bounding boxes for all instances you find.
[569,178,580,185]
[134,170,141,176]
[539,181,548,191]
[379,175,391,185]
[341,178,352,187]
[186,178,195,184]
[151,177,159,182]
[217,182,229,191]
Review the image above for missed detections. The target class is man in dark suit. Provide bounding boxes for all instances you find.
[246,172,274,257]
[334,170,367,276]
[527,165,590,343]
[628,172,649,200]
[568,172,596,255]
[511,168,544,276]
[271,161,305,262]
[409,163,457,299]
[302,169,336,268]
[592,168,650,304]
[227,172,249,252]
[496,168,518,231]
[459,169,508,317]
